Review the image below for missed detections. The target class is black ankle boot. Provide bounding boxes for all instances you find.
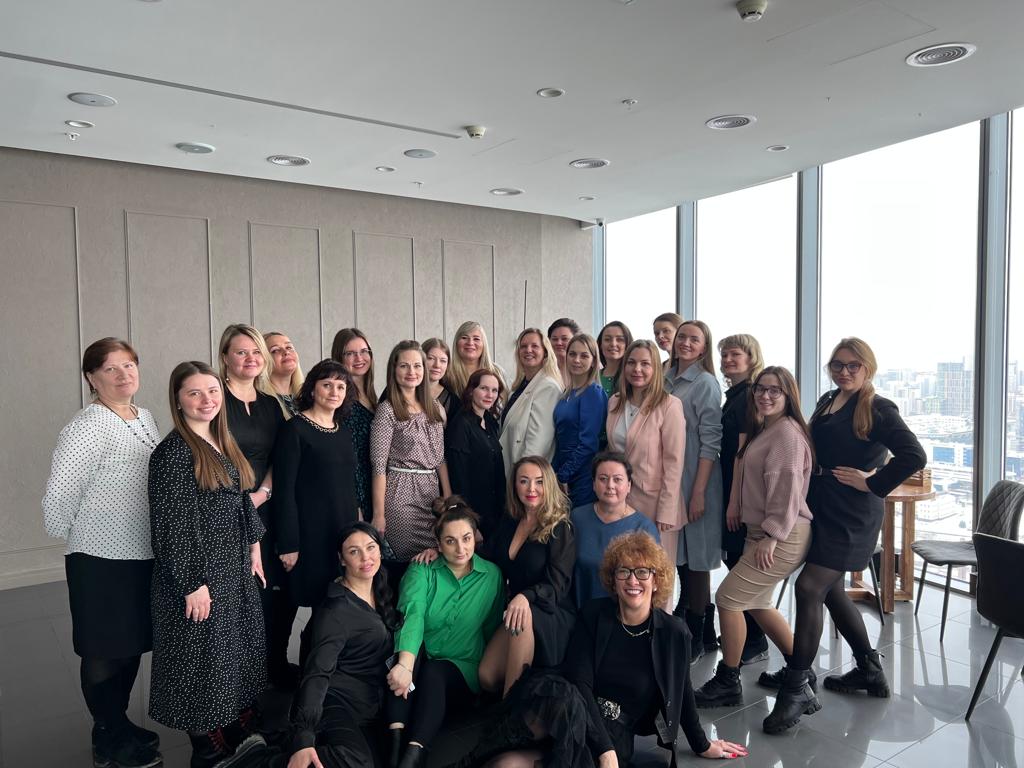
[758,660,818,692]
[703,604,720,651]
[189,728,268,768]
[93,723,162,768]
[762,667,821,734]
[398,743,427,768]
[123,720,160,751]
[823,649,890,697]
[694,661,743,708]
[684,610,705,665]
[388,728,404,768]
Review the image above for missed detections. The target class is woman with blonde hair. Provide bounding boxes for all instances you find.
[553,333,608,507]
[447,320,506,400]
[763,338,925,733]
[264,331,305,415]
[499,328,564,474]
[666,320,724,663]
[332,327,377,519]
[478,456,576,697]
[606,339,686,563]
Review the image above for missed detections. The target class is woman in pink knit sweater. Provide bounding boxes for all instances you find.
[693,366,813,708]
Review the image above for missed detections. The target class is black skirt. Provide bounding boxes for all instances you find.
[65,553,154,659]
[804,475,883,572]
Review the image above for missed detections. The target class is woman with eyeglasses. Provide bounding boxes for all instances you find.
[332,328,378,520]
[694,367,812,710]
[763,338,925,734]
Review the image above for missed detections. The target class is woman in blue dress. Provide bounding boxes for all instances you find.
[553,334,608,508]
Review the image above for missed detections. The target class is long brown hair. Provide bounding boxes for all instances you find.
[816,337,878,439]
[738,366,813,462]
[610,339,669,414]
[505,456,570,544]
[331,328,378,410]
[385,340,443,423]
[563,333,601,393]
[167,361,255,491]
[672,320,716,376]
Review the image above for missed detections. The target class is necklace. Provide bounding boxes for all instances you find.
[619,615,652,637]
[300,412,339,433]
[99,400,158,450]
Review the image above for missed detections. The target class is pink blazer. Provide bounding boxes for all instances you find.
[606,394,686,530]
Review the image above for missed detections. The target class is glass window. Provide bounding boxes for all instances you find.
[821,122,980,580]
[696,175,797,378]
[605,207,677,355]
[1007,109,1024,489]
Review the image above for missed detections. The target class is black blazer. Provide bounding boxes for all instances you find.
[562,598,711,762]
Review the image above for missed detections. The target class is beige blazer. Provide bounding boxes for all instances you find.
[499,374,563,475]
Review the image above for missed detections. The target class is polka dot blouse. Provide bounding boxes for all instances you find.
[43,403,161,560]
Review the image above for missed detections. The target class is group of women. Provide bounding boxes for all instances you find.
[43,311,925,768]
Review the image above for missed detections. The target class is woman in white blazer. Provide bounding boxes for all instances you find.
[499,328,564,474]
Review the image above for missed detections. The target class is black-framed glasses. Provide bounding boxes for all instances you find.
[752,384,785,400]
[828,360,862,374]
[614,567,655,581]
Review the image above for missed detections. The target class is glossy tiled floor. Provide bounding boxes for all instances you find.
[1,579,1021,768]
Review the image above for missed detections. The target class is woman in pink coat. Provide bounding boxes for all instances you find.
[606,339,686,563]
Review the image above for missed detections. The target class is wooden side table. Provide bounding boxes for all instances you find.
[849,483,935,613]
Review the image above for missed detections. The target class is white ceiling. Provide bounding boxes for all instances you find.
[2,0,1023,223]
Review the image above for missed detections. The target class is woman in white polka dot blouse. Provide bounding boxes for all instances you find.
[43,337,163,768]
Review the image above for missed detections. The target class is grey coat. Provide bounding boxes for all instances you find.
[665,364,724,570]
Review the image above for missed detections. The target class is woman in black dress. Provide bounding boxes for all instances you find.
[219,324,295,688]
[332,328,378,520]
[273,359,360,610]
[763,337,926,734]
[148,361,267,768]
[446,369,506,538]
[281,521,401,768]
[423,337,462,424]
[478,456,576,697]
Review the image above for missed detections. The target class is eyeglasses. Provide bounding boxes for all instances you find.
[342,348,372,359]
[828,360,862,374]
[752,384,785,400]
[614,567,655,581]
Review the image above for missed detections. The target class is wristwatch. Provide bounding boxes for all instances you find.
[259,486,272,500]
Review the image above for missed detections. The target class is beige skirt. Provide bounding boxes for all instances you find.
[715,522,811,612]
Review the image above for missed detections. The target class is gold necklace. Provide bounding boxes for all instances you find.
[619,616,652,637]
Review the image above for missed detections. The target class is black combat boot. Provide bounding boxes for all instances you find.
[823,649,890,697]
[758,657,818,692]
[694,661,743,708]
[762,667,822,734]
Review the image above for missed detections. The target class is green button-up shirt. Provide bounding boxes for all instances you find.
[394,555,504,692]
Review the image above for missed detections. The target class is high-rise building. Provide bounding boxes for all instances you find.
[935,362,972,417]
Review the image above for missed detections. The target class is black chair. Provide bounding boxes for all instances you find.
[964,532,1024,720]
[912,480,1024,642]
[775,542,884,628]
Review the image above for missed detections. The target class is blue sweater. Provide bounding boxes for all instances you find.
[570,503,660,607]
[553,383,608,508]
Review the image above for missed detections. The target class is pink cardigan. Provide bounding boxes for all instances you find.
[736,417,813,540]
[606,394,686,529]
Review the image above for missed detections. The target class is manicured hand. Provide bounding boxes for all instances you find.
[185,584,212,622]
[754,537,777,571]
[832,466,876,492]
[700,739,748,759]
[411,548,439,564]
[387,664,413,699]
[251,542,266,588]
[287,747,324,768]
[504,594,531,634]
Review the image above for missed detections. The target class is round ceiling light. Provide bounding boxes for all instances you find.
[176,142,215,154]
[67,92,117,107]
[906,43,977,67]
[65,120,95,129]
[765,144,790,152]
[569,158,611,169]
[490,187,523,196]
[705,114,757,130]
[404,148,437,159]
[267,154,310,166]
[578,195,596,202]
[375,165,396,173]
[537,87,566,98]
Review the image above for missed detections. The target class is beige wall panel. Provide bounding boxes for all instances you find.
[413,238,444,343]
[0,201,80,584]
[442,240,495,349]
[249,223,323,367]
[319,221,356,359]
[541,217,594,335]
[126,212,211,426]
[353,233,416,377]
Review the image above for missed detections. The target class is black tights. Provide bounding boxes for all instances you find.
[674,565,711,617]
[790,563,872,669]
[80,655,141,728]
[386,657,473,747]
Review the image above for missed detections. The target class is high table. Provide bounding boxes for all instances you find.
[848,483,936,614]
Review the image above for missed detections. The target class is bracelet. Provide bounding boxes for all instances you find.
[259,486,272,500]
[397,662,413,673]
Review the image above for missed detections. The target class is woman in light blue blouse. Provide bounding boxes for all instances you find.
[553,333,608,507]
[665,320,724,664]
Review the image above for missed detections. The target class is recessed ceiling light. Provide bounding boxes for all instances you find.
[65,120,94,129]
[404,148,437,159]
[176,142,215,154]
[490,188,523,196]
[578,195,596,201]
[536,87,566,98]
[705,114,757,130]
[569,158,611,169]
[267,154,310,166]
[376,165,396,173]
[906,43,977,67]
[765,144,790,152]
[68,92,117,107]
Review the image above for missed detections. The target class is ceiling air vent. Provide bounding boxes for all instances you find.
[906,43,977,67]
[267,155,310,166]
[569,158,611,169]
[705,114,757,130]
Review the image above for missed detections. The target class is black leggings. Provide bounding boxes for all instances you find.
[385,657,474,747]
[790,563,872,669]
[80,655,141,729]
[674,565,711,616]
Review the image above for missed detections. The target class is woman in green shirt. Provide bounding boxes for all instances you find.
[385,496,503,768]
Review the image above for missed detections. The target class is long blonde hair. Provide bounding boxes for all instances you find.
[511,328,563,392]
[563,333,601,394]
[717,333,764,386]
[331,328,378,410]
[167,361,255,491]
[610,339,669,414]
[385,340,443,423]
[218,324,277,396]
[818,337,878,440]
[506,456,570,544]
[448,321,502,398]
[263,331,306,397]
[672,320,716,376]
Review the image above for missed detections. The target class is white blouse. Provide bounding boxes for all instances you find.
[43,403,161,560]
